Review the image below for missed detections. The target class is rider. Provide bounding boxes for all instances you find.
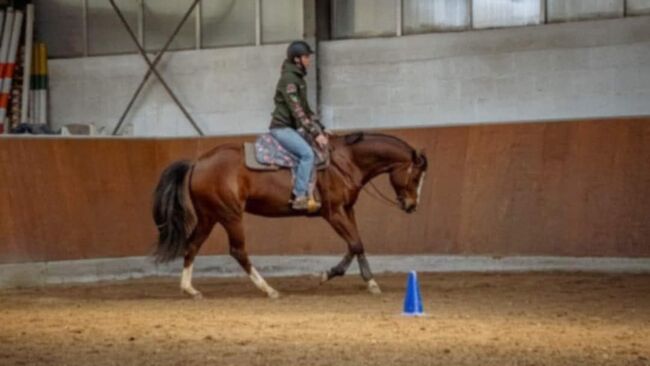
[269,40,328,211]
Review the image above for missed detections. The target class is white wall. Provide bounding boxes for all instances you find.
[48,16,650,136]
[49,44,291,136]
[320,16,650,130]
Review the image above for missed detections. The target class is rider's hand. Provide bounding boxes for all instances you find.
[315,134,328,148]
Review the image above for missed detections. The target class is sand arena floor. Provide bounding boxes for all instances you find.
[0,272,649,366]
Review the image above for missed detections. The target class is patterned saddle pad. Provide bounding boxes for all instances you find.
[244,133,328,171]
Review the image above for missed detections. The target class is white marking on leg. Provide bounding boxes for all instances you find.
[320,271,329,284]
[180,264,201,298]
[249,267,279,298]
[416,173,426,205]
[367,279,382,295]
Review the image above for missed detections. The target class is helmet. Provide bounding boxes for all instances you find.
[287,40,314,61]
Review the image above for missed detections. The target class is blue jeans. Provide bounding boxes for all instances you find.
[270,127,315,197]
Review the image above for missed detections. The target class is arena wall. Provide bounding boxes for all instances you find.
[1,117,649,265]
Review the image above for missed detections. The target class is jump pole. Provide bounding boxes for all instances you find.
[39,42,47,125]
[0,9,23,129]
[20,4,34,124]
[0,8,13,132]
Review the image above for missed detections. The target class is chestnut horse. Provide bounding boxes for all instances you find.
[152,132,427,298]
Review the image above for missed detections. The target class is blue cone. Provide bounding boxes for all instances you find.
[402,271,424,316]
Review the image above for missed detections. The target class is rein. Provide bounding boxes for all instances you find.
[324,145,400,210]
[324,134,418,211]
[363,181,401,208]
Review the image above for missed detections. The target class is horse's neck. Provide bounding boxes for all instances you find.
[348,138,411,184]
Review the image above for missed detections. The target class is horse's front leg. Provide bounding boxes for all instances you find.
[223,219,279,299]
[323,207,381,295]
[320,252,354,283]
[357,253,381,295]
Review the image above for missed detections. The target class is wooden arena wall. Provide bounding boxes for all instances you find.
[1,118,649,264]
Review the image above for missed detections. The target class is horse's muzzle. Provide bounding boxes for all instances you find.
[400,198,417,214]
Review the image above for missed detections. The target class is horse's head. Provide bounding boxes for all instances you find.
[389,149,428,213]
[341,132,428,213]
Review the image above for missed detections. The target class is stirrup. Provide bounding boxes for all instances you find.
[292,197,321,213]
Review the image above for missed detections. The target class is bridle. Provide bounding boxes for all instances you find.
[362,160,424,210]
[326,141,425,211]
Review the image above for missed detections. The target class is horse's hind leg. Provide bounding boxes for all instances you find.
[223,219,280,299]
[180,223,212,299]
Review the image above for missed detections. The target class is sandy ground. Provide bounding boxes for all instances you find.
[0,272,649,366]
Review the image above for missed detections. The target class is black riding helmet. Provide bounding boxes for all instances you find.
[287,40,314,61]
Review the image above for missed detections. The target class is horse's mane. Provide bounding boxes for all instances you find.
[342,131,427,170]
[343,131,413,152]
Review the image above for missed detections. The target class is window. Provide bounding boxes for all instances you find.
[332,0,397,39]
[202,0,256,48]
[144,0,197,52]
[548,0,624,22]
[87,0,139,56]
[403,0,470,34]
[34,0,84,58]
[262,0,304,43]
[472,0,543,29]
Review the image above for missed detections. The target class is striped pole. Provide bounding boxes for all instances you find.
[0,8,14,128]
[9,44,23,129]
[0,9,23,128]
[30,42,38,123]
[0,10,6,56]
[39,42,48,125]
[20,4,34,124]
[0,10,4,132]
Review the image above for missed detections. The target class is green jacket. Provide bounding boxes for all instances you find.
[270,60,323,138]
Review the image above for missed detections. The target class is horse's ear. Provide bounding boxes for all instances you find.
[345,132,364,145]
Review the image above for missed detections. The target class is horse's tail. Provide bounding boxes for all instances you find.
[152,160,197,263]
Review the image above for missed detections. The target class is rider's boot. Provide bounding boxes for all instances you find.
[292,196,321,212]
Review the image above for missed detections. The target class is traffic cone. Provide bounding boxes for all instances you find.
[402,271,424,316]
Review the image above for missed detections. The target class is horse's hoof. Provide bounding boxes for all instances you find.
[268,290,280,299]
[319,271,329,284]
[181,288,203,299]
[367,280,382,295]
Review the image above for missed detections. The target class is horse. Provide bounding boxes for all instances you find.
[152,132,428,299]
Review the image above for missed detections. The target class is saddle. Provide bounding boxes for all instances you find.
[244,133,329,171]
[244,133,329,213]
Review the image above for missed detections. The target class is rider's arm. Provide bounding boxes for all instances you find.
[281,82,322,138]
[310,114,328,133]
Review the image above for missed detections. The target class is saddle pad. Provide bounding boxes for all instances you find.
[244,142,279,171]
[244,134,329,171]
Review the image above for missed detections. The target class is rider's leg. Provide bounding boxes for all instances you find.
[270,128,314,201]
